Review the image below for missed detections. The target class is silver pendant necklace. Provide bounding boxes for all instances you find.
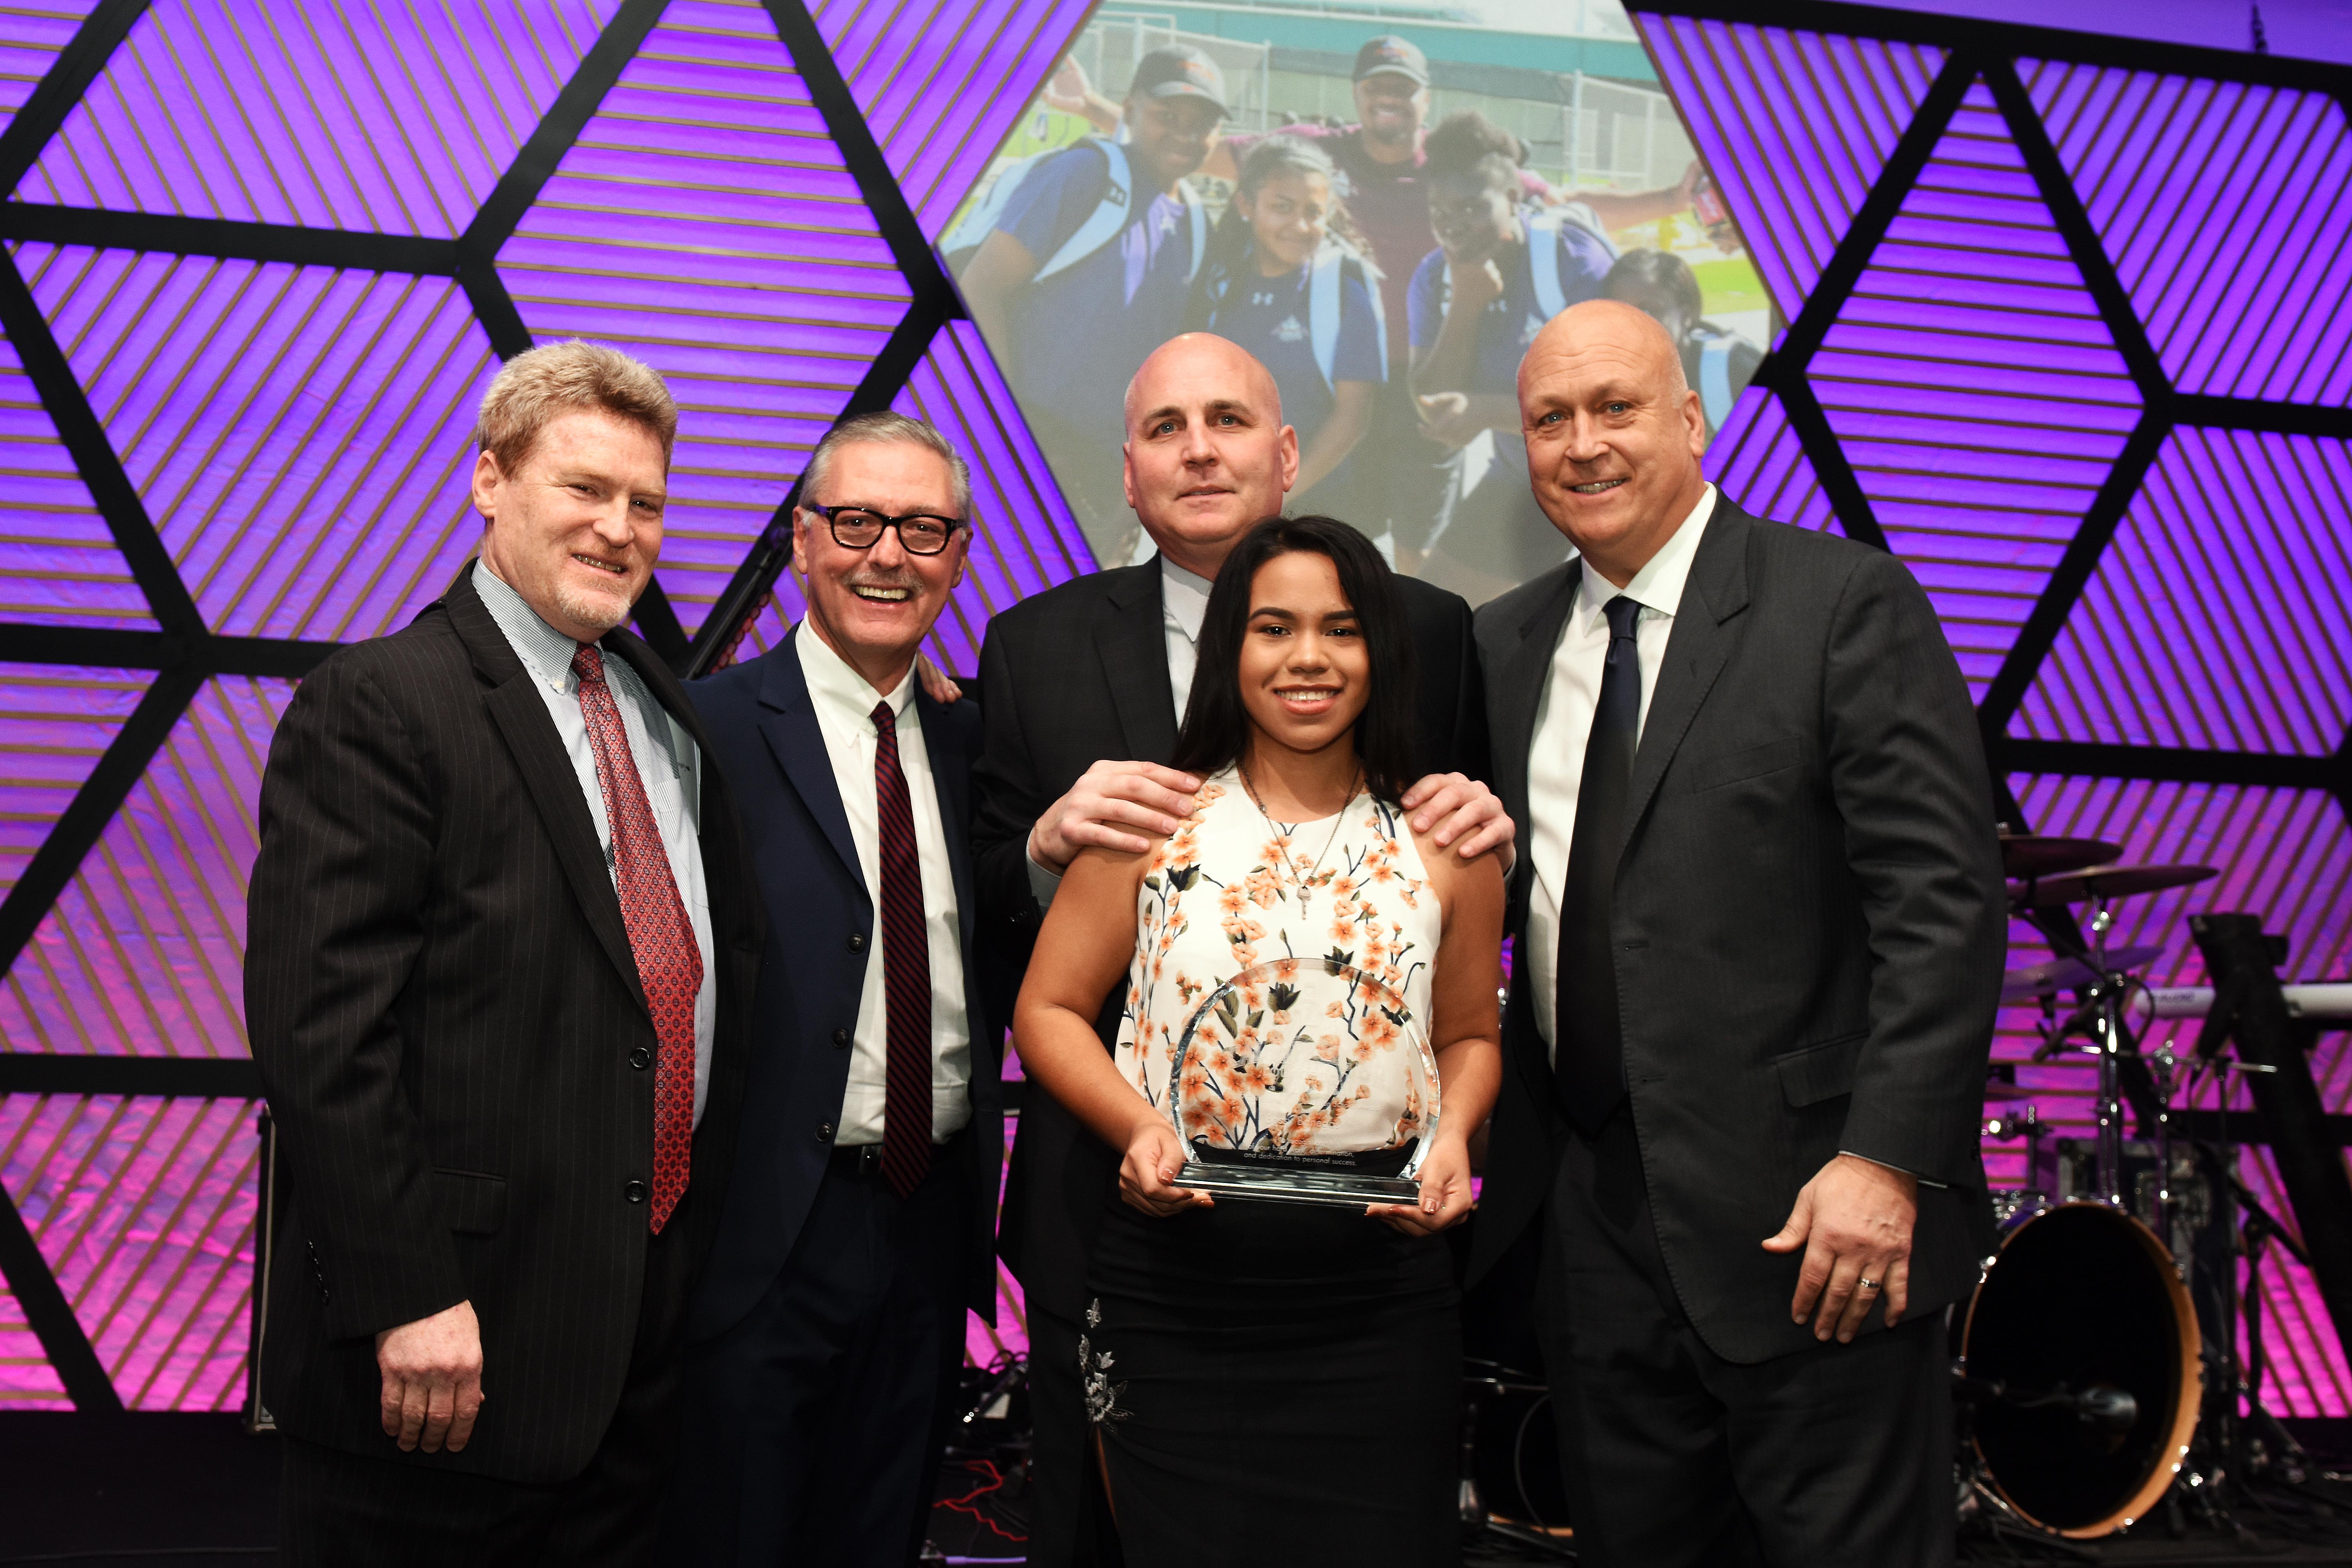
[1237,763,1360,915]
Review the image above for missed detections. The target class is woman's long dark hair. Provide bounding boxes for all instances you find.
[1171,516,1418,805]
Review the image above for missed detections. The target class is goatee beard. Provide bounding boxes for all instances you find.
[555,577,632,635]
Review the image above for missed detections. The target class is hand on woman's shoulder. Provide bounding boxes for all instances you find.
[1069,782,1212,886]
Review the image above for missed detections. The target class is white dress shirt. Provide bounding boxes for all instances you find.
[795,624,972,1146]
[1025,554,1215,911]
[1160,554,1213,718]
[1526,484,1716,1062]
[474,560,715,1125]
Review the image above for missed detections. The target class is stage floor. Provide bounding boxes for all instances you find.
[5,1414,2352,1566]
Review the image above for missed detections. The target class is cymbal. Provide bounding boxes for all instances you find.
[1998,833,2123,880]
[2009,864,2218,909]
[1999,944,2166,1000]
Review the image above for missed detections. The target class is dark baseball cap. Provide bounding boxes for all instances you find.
[1129,45,1229,117]
[1354,34,1429,87]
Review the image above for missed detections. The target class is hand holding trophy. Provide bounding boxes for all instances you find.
[1165,956,1441,1207]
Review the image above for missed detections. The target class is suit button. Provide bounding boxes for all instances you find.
[624,1179,647,1204]
[815,1122,835,1143]
[832,1028,850,1049]
[848,933,866,953]
[629,1046,652,1070]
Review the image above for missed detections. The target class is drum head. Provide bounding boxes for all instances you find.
[1962,1202,2200,1537]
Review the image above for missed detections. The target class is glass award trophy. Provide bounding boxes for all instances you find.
[1164,957,1439,1207]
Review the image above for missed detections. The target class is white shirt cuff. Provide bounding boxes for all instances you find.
[1026,846,1063,911]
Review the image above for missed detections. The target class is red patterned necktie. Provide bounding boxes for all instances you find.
[573,644,701,1233]
[870,701,933,1199]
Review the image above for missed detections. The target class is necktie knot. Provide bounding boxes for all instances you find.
[572,643,607,687]
[1602,595,1641,642]
[871,699,896,737]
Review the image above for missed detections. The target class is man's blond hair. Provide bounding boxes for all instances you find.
[473,340,678,475]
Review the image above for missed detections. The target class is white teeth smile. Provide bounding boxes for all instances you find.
[852,586,910,602]
[1278,688,1336,704]
[1572,479,1628,495]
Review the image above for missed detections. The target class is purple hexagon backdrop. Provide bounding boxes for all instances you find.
[0,0,2345,1430]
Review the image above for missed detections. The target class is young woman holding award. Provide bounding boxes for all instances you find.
[1014,515,1504,1564]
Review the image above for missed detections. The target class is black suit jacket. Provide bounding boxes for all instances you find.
[684,627,1004,1339]
[975,560,1490,1321]
[245,564,763,1483]
[1467,498,2005,1363]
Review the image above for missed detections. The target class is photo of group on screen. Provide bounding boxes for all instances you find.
[949,15,1767,605]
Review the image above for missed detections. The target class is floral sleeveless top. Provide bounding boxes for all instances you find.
[1114,768,1440,1148]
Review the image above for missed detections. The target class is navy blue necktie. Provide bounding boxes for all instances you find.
[1554,592,1642,1136]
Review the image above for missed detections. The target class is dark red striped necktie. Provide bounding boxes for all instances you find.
[870,701,933,1198]
[573,644,700,1233]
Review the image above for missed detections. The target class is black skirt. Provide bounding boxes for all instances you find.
[1083,1193,1463,1567]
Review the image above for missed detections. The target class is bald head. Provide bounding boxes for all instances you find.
[1120,333,1299,579]
[1125,333,1283,433]
[1517,298,1708,588]
[1521,298,1688,404]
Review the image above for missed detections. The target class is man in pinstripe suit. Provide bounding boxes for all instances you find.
[247,341,762,1566]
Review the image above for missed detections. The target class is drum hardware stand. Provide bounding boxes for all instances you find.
[2225,1168,2312,1487]
[1956,1482,2101,1561]
[1953,1389,2103,1565]
[2080,897,2133,1211]
[1459,1361,1575,1559]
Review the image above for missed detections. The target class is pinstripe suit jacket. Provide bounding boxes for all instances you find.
[245,563,762,1484]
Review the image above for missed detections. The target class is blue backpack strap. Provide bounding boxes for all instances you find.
[1307,247,1384,390]
[1526,209,1570,325]
[1698,331,1738,429]
[1364,255,1388,370]
[1310,244,1345,389]
[940,143,1056,257]
[1183,183,1208,281]
[1033,138,1134,283]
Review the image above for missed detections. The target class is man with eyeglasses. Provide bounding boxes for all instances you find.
[662,413,1000,1565]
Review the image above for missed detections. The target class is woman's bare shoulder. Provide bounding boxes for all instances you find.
[1401,808,1504,910]
[1067,783,1213,887]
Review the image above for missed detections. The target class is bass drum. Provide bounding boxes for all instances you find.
[1960,1201,2200,1538]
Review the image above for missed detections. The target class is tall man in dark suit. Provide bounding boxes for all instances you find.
[974,332,1515,1566]
[1469,300,2004,1564]
[247,341,763,1565]
[666,413,998,1564]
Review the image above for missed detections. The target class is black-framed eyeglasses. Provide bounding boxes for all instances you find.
[807,505,966,556]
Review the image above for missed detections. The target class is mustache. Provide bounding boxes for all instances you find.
[843,567,921,591]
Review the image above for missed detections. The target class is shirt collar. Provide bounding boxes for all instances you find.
[1160,555,1215,643]
[1571,483,1717,628]
[472,556,589,695]
[796,617,916,724]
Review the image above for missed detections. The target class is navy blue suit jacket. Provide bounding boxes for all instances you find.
[686,626,1002,1341]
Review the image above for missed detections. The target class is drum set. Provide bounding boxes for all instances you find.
[1958,830,2258,1547]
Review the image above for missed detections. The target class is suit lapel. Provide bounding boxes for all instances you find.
[1496,563,1578,835]
[757,626,864,889]
[605,631,760,957]
[915,688,978,956]
[445,565,648,1017]
[1097,564,1180,761]
[1621,500,1754,848]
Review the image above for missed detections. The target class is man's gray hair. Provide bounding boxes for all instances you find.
[474,339,677,473]
[800,411,974,522]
